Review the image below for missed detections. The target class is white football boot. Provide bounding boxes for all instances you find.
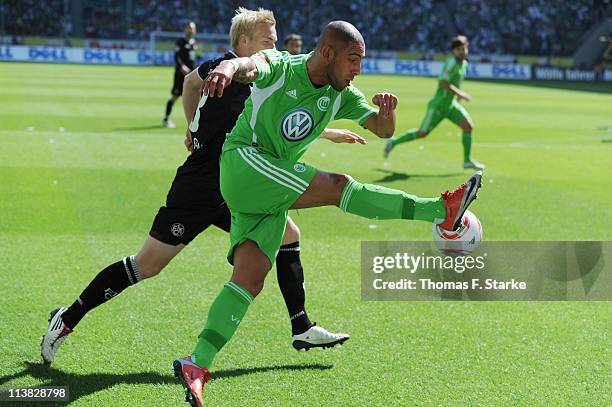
[292,323,350,351]
[41,307,72,364]
[162,118,176,128]
[463,160,485,170]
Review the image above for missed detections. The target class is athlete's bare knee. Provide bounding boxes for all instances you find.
[418,130,428,138]
[245,278,266,297]
[233,267,266,297]
[283,217,301,245]
[231,241,271,297]
[134,252,166,279]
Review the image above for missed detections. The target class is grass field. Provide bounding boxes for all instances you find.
[1,61,611,406]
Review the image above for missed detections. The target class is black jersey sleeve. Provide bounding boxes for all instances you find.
[196,60,213,81]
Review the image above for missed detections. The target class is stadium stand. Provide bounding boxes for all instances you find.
[1,0,610,55]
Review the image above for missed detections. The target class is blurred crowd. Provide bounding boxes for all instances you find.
[2,0,610,55]
[452,0,609,56]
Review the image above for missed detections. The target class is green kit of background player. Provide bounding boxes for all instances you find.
[384,35,485,170]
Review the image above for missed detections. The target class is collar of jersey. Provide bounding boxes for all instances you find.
[296,52,330,92]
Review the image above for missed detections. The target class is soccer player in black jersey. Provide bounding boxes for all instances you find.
[42,8,366,366]
[163,22,198,128]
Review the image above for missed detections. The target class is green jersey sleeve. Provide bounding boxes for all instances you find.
[335,85,378,127]
[438,57,456,83]
[250,49,288,88]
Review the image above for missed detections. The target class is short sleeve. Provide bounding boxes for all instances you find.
[250,49,288,88]
[335,85,378,127]
[438,58,455,82]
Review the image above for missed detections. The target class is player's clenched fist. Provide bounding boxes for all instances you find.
[203,60,238,98]
[372,93,398,118]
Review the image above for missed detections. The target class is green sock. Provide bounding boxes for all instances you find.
[339,179,445,223]
[392,128,419,146]
[192,282,253,369]
[462,132,472,162]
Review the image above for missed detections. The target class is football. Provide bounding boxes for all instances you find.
[433,210,482,255]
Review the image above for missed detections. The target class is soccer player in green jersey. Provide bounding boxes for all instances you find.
[384,35,485,170]
[173,22,482,406]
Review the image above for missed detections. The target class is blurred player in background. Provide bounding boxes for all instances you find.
[163,21,198,128]
[384,35,485,170]
[283,33,303,55]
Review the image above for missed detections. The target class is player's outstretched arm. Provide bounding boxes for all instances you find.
[439,80,472,101]
[363,92,398,139]
[320,128,367,144]
[203,58,258,98]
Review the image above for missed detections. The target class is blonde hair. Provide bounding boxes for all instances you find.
[229,7,276,49]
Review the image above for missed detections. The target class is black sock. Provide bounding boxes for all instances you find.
[276,242,313,335]
[61,256,141,329]
[165,99,174,119]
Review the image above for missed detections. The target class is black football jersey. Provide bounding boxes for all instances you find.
[175,37,197,70]
[186,51,251,166]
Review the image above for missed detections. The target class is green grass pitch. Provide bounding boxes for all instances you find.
[0,62,610,405]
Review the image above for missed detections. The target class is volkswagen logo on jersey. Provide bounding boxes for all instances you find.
[281,109,314,141]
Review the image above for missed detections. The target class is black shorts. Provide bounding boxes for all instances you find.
[150,157,230,246]
[171,69,185,96]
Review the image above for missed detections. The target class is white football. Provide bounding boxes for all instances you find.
[433,210,482,255]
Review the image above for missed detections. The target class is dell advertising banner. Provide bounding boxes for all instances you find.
[2,45,611,82]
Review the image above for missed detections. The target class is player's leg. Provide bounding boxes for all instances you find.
[178,149,314,382]
[292,169,481,232]
[277,217,312,334]
[277,217,350,349]
[43,163,216,364]
[164,95,179,128]
[448,102,484,169]
[163,71,183,128]
[41,235,184,363]
[190,212,285,369]
[212,205,312,334]
[212,200,348,349]
[384,104,443,158]
[63,236,184,328]
[174,236,272,406]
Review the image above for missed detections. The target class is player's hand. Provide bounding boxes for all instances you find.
[324,128,367,144]
[181,65,191,76]
[202,60,236,98]
[184,129,194,153]
[372,93,398,118]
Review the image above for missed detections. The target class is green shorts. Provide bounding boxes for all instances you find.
[220,146,318,266]
[419,100,472,133]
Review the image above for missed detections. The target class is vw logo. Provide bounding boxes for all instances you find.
[281,109,313,141]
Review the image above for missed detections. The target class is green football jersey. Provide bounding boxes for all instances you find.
[222,49,378,162]
[429,56,468,108]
